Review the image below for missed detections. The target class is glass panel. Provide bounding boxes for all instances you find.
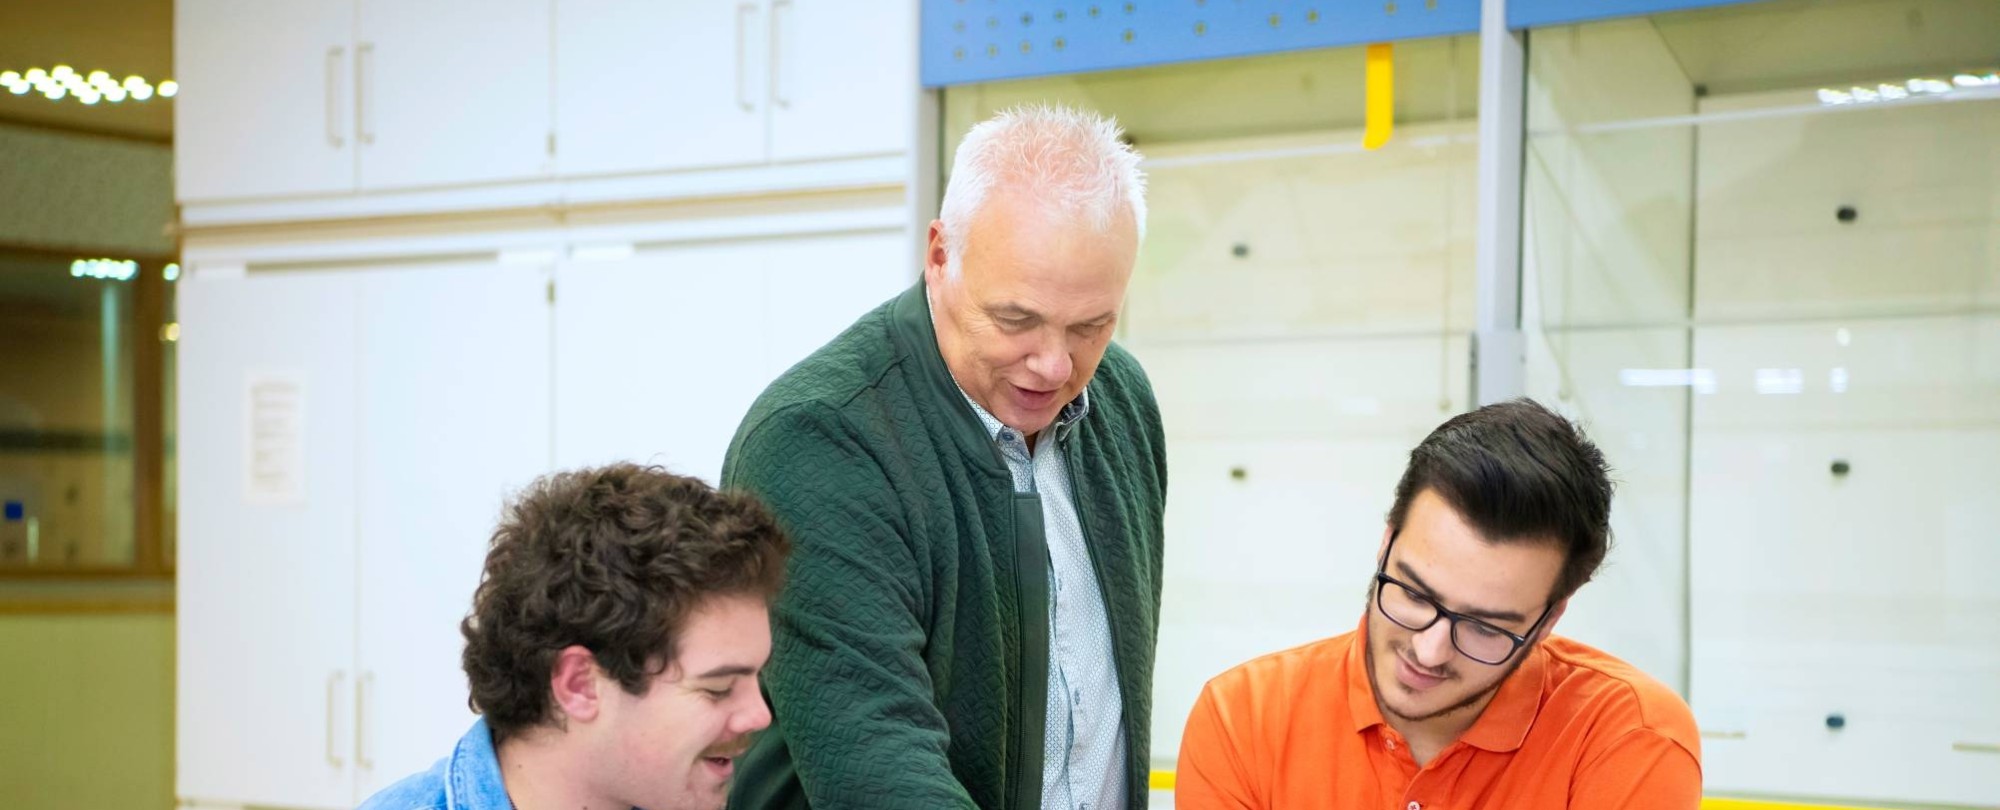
[942,35,1481,764]
[0,249,173,572]
[1524,1,2000,805]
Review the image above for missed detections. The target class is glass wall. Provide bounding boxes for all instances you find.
[943,35,1481,766]
[0,248,176,573]
[1522,0,2000,804]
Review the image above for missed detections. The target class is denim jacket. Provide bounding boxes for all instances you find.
[356,718,511,810]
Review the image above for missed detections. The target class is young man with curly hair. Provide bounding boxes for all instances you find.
[358,463,791,810]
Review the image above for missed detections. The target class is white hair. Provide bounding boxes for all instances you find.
[938,104,1148,276]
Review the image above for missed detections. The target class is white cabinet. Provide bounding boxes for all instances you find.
[554,0,768,176]
[354,0,553,191]
[554,0,914,178]
[175,0,356,201]
[175,0,553,203]
[176,0,914,207]
[767,0,916,164]
[177,261,553,808]
[351,263,554,795]
[177,271,361,809]
[554,230,911,484]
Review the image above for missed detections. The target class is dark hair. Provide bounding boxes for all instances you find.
[1386,398,1613,602]
[460,463,790,743]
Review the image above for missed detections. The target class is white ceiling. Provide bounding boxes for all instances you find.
[1655,0,2000,94]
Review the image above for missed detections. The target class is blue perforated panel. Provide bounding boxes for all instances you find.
[1508,0,1761,29]
[920,0,1479,87]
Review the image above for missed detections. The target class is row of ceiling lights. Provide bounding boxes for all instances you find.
[1,66,177,105]
[70,259,179,282]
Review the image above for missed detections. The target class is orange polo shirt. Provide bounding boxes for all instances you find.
[1176,620,1701,809]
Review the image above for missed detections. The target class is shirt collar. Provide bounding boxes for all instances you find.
[446,718,515,810]
[955,385,1090,445]
[1343,615,1550,754]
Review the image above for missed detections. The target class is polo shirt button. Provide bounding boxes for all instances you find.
[1408,802,1421,810]
[1385,737,1396,750]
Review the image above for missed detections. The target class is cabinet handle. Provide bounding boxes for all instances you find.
[735,3,758,112]
[325,671,346,767]
[1956,741,2000,755]
[325,46,346,147]
[356,671,375,769]
[356,42,376,145]
[769,0,793,108]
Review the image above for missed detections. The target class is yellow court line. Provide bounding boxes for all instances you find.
[1148,772,1910,810]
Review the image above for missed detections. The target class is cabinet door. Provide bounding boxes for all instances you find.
[356,0,553,190]
[177,271,360,810]
[553,229,906,484]
[175,0,355,201]
[554,244,770,484]
[353,261,554,796]
[759,230,912,376]
[767,0,914,163]
[554,0,769,176]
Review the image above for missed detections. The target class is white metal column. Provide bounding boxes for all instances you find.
[1473,0,1527,405]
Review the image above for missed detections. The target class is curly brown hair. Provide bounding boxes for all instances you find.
[460,463,790,743]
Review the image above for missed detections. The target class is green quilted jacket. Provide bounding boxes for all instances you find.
[720,282,1168,810]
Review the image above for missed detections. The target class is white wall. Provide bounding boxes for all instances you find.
[1686,88,2000,807]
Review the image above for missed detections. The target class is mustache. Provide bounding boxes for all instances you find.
[1392,644,1455,680]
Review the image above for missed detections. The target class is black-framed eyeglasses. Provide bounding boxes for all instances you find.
[1373,532,1553,666]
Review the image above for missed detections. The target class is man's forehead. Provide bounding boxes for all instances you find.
[1396,494,1564,612]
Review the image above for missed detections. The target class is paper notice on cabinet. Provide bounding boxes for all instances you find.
[245,373,306,505]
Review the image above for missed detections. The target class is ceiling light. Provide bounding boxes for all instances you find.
[4,66,177,106]
[70,258,139,282]
[163,263,181,282]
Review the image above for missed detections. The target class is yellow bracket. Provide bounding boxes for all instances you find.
[1364,42,1394,150]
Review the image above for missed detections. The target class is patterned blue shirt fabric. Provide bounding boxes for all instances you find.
[958,386,1129,810]
[355,718,512,810]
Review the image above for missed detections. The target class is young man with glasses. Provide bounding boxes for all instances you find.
[1174,399,1700,809]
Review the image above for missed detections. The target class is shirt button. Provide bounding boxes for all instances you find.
[1385,737,1396,750]
[1408,802,1421,810]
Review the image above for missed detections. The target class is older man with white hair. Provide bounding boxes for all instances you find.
[721,105,1167,810]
